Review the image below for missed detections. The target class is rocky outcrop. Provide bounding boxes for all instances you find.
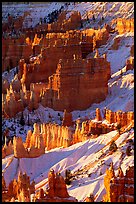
[10,108,134,158]
[2,140,14,159]
[13,122,73,158]
[62,109,73,127]
[130,45,134,57]
[111,36,121,50]
[13,136,45,158]
[35,11,81,33]
[2,36,26,72]
[126,56,134,72]
[95,108,102,121]
[103,164,134,202]
[35,169,78,202]
[105,109,134,127]
[116,18,134,34]
[2,23,112,117]
[41,55,110,112]
[4,171,35,202]
[2,85,24,118]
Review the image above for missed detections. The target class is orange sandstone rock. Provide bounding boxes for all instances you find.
[103,165,134,202]
[62,109,73,127]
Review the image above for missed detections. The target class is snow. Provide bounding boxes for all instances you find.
[2,2,134,202]
[2,128,134,201]
[2,2,134,29]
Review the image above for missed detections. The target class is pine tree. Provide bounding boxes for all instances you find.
[109,140,117,152]
[65,169,72,185]
[20,112,25,126]
[116,123,121,134]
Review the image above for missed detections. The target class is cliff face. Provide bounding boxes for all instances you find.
[103,164,134,202]
[41,56,110,112]
[2,22,112,117]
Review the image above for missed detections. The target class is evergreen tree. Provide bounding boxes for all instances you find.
[116,123,121,134]
[109,140,117,152]
[20,112,25,126]
[65,169,72,185]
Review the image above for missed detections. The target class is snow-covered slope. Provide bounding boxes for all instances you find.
[2,2,134,202]
[2,128,134,201]
[2,2,134,28]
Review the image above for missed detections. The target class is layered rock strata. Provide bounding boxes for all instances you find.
[41,55,110,112]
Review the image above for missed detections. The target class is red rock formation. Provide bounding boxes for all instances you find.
[116,18,134,34]
[105,109,134,127]
[130,45,134,57]
[62,109,73,127]
[111,36,121,50]
[2,140,14,159]
[41,55,110,112]
[73,108,134,143]
[2,23,112,117]
[95,108,102,121]
[2,36,26,72]
[93,27,109,50]
[13,135,45,158]
[13,122,73,158]
[103,164,134,202]
[3,171,35,202]
[35,169,77,202]
[2,86,24,118]
[2,78,10,94]
[126,56,134,71]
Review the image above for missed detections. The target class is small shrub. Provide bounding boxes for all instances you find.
[109,140,117,152]
[116,123,121,134]
[20,112,25,126]
[89,194,95,202]
[126,146,132,156]
[65,169,72,185]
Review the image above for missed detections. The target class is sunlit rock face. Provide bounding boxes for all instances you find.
[2,20,112,117]
[116,18,134,34]
[103,164,134,202]
[2,141,13,159]
[35,169,78,202]
[2,171,35,202]
[41,56,111,112]
[10,108,134,158]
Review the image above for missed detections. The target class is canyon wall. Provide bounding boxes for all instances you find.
[2,50,111,117]
[41,55,110,112]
